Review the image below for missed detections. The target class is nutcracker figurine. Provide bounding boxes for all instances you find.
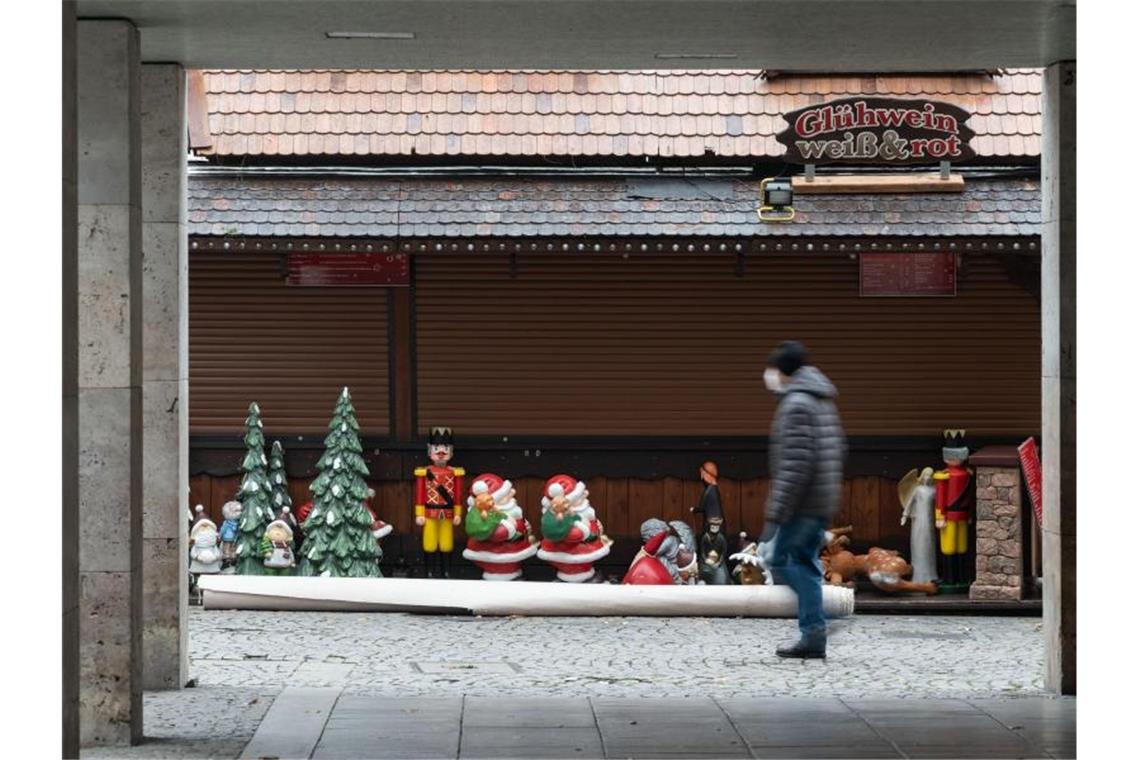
[413,427,465,578]
[933,430,974,593]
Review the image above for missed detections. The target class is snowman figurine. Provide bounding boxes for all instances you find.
[188,505,223,575]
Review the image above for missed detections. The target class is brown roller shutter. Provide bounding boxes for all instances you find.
[189,252,390,434]
[416,252,1040,436]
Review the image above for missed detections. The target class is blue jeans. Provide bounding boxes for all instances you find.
[771,516,828,640]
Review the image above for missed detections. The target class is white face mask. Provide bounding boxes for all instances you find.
[763,367,785,393]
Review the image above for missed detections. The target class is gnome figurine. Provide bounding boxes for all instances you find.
[623,518,699,585]
[188,505,223,575]
[691,461,729,585]
[260,508,296,574]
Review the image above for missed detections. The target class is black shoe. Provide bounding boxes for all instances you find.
[776,639,827,659]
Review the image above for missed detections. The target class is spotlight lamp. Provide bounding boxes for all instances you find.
[757,177,795,222]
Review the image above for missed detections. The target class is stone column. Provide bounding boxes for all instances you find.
[62,1,79,757]
[1041,60,1076,695]
[77,19,143,745]
[969,448,1025,601]
[141,64,189,690]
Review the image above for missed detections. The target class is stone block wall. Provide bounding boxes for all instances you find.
[970,466,1024,600]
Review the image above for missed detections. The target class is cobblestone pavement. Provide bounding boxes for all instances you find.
[81,609,1050,759]
[189,608,1045,698]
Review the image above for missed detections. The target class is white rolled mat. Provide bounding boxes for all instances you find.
[199,575,855,618]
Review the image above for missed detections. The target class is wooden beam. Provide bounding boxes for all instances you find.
[792,173,965,194]
[186,69,213,151]
[389,286,415,439]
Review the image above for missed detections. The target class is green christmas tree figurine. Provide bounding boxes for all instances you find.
[268,440,294,515]
[297,387,382,578]
[233,402,275,575]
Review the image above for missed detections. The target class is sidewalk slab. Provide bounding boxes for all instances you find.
[843,698,1039,756]
[716,697,900,758]
[967,698,1076,758]
[311,694,462,759]
[462,696,597,728]
[460,726,604,758]
[239,686,339,760]
[592,698,749,758]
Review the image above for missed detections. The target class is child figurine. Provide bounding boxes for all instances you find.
[188,505,223,575]
[260,508,296,574]
[219,500,242,572]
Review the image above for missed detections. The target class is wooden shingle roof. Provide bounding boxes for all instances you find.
[188,174,1040,239]
[195,70,1041,161]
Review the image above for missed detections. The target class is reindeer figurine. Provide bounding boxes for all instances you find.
[820,525,937,595]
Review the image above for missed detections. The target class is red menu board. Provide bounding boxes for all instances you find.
[287,252,410,286]
[859,252,956,296]
[1017,437,1044,527]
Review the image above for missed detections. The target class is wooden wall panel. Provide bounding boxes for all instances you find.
[189,252,390,435]
[415,253,1040,437]
[606,479,631,537]
[189,474,214,523]
[848,477,881,542]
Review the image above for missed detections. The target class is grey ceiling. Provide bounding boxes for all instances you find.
[77,1,1075,70]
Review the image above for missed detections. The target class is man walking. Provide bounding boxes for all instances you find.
[758,341,846,659]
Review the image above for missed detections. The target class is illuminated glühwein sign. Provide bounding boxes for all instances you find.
[776,97,975,166]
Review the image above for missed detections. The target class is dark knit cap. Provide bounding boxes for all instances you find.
[766,340,809,376]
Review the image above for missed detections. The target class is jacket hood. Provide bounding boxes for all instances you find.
[784,366,838,399]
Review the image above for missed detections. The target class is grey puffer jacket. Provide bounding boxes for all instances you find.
[765,366,847,525]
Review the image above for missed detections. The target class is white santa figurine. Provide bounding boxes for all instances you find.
[536,474,612,582]
[188,505,223,574]
[462,473,538,580]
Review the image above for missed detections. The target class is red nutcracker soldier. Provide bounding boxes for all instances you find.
[413,427,465,578]
[933,429,974,593]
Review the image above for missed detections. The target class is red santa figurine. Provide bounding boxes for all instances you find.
[536,474,612,582]
[462,473,538,581]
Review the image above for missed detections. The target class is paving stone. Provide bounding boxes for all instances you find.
[187,610,1047,699]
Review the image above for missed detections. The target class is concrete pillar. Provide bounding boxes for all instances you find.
[77,19,143,745]
[62,1,79,757]
[141,64,189,691]
[1041,60,1076,695]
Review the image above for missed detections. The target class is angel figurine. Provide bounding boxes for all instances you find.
[899,467,938,585]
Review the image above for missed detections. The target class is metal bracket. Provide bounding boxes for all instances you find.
[940,161,951,180]
[805,164,816,182]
